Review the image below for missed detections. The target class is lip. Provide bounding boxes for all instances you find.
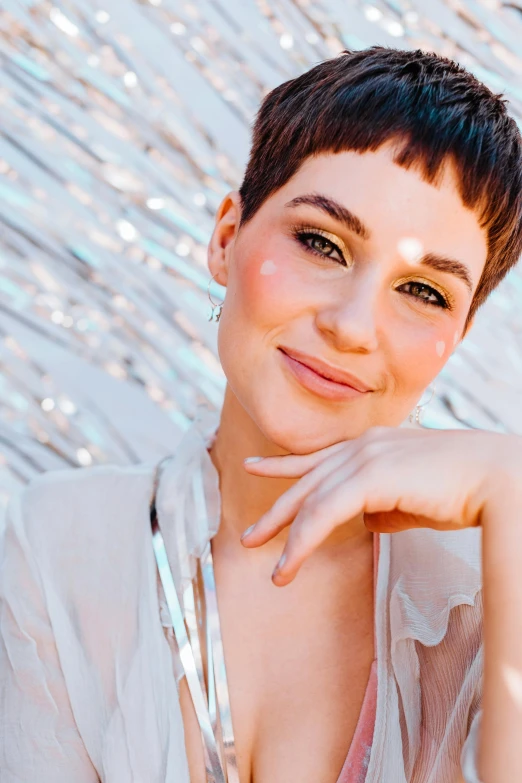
[278,346,374,401]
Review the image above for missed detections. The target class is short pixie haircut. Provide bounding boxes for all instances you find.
[238,46,522,332]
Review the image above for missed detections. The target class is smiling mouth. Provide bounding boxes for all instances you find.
[277,347,374,402]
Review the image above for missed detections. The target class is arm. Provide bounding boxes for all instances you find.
[0,488,99,782]
[476,478,522,782]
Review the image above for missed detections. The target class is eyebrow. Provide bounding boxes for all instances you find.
[285,194,371,240]
[284,193,474,294]
[418,253,473,294]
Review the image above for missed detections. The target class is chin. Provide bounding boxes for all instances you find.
[247,386,418,451]
[248,396,371,454]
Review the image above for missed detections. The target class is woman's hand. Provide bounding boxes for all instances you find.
[241,426,522,586]
[243,424,522,781]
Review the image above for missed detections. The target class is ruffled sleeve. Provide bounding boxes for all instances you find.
[0,486,99,782]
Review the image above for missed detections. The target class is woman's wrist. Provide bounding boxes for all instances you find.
[472,435,522,522]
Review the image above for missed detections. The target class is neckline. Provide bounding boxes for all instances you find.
[200,404,381,783]
[202,532,379,783]
[154,407,391,782]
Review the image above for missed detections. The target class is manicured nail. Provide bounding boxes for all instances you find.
[244,456,263,464]
[240,524,256,541]
[272,552,287,578]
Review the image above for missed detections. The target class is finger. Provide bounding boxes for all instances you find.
[243,440,349,478]
[243,425,397,478]
[241,448,355,547]
[271,468,370,586]
[242,434,392,547]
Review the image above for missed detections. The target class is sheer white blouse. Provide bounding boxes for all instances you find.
[0,407,483,782]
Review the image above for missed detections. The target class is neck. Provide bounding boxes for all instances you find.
[207,385,372,559]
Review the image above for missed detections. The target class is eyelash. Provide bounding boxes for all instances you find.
[291,226,349,267]
[290,227,452,311]
[397,281,450,310]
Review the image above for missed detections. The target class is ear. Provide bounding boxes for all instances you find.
[207,191,242,287]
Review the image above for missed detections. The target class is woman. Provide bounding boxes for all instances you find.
[1,46,522,783]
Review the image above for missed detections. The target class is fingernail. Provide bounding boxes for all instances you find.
[240,524,256,541]
[244,456,263,464]
[272,552,287,578]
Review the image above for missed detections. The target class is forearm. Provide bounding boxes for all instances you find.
[479,480,522,782]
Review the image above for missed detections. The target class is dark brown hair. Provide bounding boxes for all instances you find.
[238,46,522,331]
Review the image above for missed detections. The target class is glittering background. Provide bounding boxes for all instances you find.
[0,0,521,509]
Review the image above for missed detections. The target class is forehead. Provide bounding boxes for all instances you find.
[270,144,488,291]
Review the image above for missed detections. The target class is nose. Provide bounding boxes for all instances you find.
[314,271,381,354]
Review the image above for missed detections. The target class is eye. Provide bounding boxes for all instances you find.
[398,280,450,309]
[292,229,347,266]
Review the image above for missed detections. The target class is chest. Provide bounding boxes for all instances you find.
[178,553,375,783]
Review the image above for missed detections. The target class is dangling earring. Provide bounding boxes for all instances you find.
[409,383,436,427]
[207,273,225,322]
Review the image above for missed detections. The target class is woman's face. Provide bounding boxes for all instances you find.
[208,143,488,452]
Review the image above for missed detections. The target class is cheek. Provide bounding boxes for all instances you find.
[393,318,456,391]
[236,253,305,324]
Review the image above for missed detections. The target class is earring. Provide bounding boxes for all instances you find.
[409,383,436,427]
[207,273,225,322]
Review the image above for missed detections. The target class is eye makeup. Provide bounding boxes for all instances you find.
[289,223,352,267]
[289,222,455,311]
[393,276,454,311]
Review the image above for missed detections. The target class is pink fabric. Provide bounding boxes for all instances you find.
[336,533,379,783]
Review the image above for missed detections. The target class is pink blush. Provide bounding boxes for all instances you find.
[435,340,446,357]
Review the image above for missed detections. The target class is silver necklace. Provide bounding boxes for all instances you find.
[150,460,239,783]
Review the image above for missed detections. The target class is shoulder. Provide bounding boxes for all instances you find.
[1,460,169,668]
[0,460,184,773]
[2,461,162,624]
[22,459,156,509]
[15,460,157,550]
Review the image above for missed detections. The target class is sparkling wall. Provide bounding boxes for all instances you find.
[0,0,521,507]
